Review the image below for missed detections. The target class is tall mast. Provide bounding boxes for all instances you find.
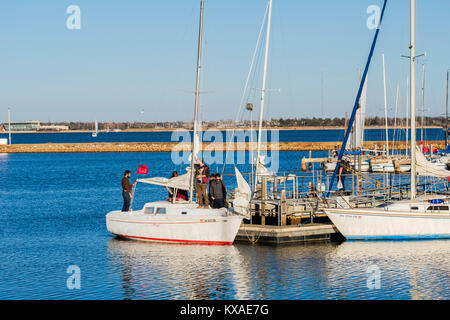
[382,53,389,156]
[410,0,417,199]
[406,76,409,155]
[256,0,273,168]
[8,107,11,145]
[421,63,425,141]
[446,70,449,147]
[189,0,205,203]
[392,83,399,154]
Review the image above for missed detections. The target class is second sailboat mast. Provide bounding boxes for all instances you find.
[256,0,273,165]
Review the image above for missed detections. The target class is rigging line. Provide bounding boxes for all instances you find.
[235,2,269,124]
[221,1,270,174]
[328,0,388,194]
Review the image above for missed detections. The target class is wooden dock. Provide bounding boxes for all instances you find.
[235,223,342,244]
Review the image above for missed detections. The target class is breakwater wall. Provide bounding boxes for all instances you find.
[0,141,444,153]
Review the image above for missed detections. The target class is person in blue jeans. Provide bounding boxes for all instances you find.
[121,170,136,211]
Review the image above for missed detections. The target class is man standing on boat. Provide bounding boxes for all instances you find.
[209,173,227,208]
[122,170,136,212]
[195,159,210,208]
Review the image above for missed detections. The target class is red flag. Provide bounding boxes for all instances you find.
[136,165,148,175]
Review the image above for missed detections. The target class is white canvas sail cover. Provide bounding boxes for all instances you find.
[255,155,271,177]
[355,77,367,149]
[188,132,202,163]
[415,146,450,178]
[138,172,191,191]
[350,76,367,149]
[232,166,251,218]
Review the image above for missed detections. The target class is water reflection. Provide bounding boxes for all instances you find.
[107,238,252,300]
[107,238,450,300]
[326,241,450,300]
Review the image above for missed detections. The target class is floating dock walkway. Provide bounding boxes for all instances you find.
[236,223,342,244]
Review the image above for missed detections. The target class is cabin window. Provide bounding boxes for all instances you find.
[181,211,187,215]
[145,207,155,214]
[156,207,167,214]
[410,206,418,210]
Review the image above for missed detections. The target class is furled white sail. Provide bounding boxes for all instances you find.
[188,122,202,163]
[415,146,450,178]
[138,172,191,191]
[355,77,367,149]
[233,166,251,218]
[350,76,368,149]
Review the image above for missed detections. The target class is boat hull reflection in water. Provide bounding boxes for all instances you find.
[107,238,450,299]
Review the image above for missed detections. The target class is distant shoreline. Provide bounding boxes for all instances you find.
[0,125,444,134]
[0,140,445,153]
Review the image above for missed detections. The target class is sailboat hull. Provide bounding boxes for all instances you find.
[106,202,243,245]
[324,208,450,240]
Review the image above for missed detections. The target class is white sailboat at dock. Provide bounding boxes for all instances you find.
[324,0,450,240]
[106,0,246,245]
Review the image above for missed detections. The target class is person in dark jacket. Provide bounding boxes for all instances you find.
[209,173,227,208]
[167,171,178,200]
[121,170,136,212]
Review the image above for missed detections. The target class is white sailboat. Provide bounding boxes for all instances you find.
[324,0,450,240]
[370,54,394,173]
[92,120,98,137]
[370,159,394,173]
[348,69,371,173]
[106,0,246,245]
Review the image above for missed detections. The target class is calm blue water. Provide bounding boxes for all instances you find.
[1,152,449,300]
[0,128,445,144]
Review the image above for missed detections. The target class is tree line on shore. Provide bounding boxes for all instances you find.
[34,116,447,131]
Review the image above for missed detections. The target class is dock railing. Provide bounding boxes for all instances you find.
[223,170,450,227]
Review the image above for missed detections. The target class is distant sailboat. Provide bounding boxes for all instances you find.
[92,120,98,137]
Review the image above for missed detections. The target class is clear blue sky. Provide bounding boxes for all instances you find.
[0,0,449,123]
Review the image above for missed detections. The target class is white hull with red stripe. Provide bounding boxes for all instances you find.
[106,201,243,245]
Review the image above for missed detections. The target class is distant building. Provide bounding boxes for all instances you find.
[3,120,41,131]
[39,125,69,131]
[2,121,70,132]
